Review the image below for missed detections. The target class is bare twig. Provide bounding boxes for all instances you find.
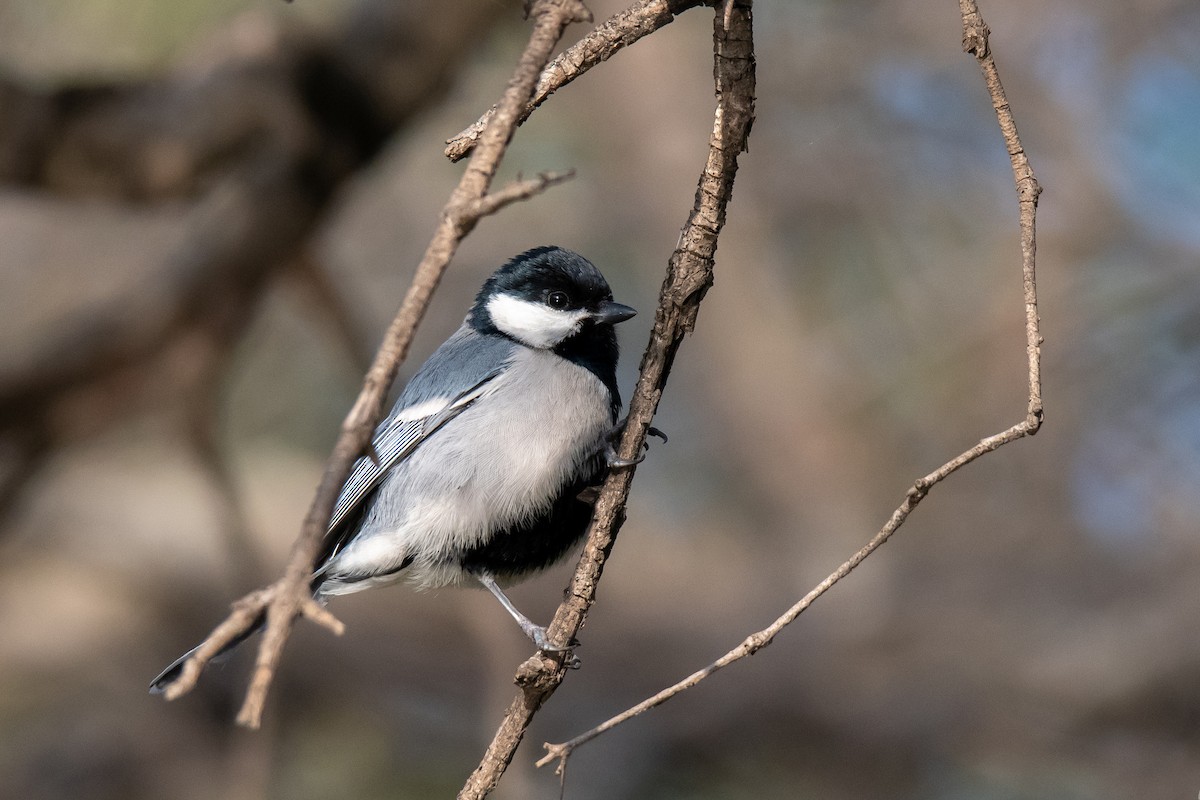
[461,169,576,217]
[457,2,755,797]
[959,0,1043,422]
[159,0,594,728]
[537,0,1042,774]
[446,0,707,162]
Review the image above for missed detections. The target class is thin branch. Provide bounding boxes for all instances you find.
[535,430,1034,770]
[158,0,595,728]
[538,0,1042,774]
[457,2,755,798]
[959,0,1043,425]
[445,0,707,162]
[461,169,576,217]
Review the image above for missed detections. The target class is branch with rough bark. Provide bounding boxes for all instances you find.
[458,1,755,797]
[537,0,1042,777]
[156,0,595,729]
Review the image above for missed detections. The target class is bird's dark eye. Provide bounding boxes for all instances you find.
[546,291,570,310]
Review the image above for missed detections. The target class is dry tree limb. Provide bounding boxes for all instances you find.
[538,0,1043,775]
[445,0,707,162]
[158,0,595,729]
[458,1,755,797]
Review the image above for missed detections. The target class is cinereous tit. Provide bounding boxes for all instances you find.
[151,246,636,692]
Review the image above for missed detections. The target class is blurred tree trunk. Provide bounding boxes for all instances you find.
[0,0,514,529]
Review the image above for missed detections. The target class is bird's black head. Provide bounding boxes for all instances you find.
[470,247,635,416]
[469,246,636,350]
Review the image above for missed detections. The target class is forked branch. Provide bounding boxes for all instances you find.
[538,0,1042,776]
[156,0,594,729]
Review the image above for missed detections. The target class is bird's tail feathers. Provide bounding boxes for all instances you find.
[148,610,266,694]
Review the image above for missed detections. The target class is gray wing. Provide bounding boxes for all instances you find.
[321,325,515,559]
[326,371,500,533]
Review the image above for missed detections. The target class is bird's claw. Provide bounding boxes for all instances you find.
[603,420,668,468]
[606,444,645,468]
[526,623,577,654]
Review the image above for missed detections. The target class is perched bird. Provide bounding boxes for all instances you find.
[151,246,636,693]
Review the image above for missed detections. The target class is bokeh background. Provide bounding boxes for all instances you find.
[2,1,1199,798]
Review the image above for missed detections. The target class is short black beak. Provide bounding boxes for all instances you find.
[592,300,637,325]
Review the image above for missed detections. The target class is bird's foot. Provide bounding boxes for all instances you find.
[523,622,581,667]
[605,425,667,468]
[606,444,645,468]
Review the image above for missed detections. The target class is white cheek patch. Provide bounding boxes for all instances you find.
[486,293,589,349]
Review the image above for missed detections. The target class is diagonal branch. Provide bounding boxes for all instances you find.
[537,0,1042,775]
[457,2,756,798]
[156,0,595,729]
[445,0,707,162]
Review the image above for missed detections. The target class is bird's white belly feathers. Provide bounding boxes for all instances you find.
[324,348,611,590]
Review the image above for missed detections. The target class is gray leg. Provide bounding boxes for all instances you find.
[475,572,570,652]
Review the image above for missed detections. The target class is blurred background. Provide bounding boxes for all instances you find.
[1,0,1198,798]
